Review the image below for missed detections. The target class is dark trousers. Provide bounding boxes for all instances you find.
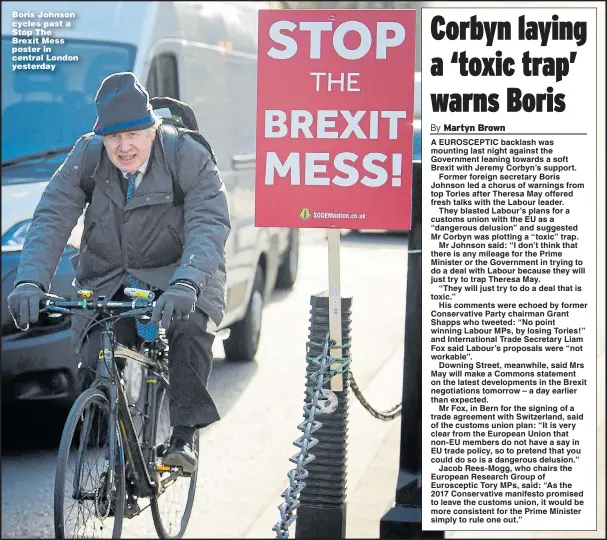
[79,307,221,428]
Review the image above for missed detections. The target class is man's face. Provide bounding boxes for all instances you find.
[102,127,156,173]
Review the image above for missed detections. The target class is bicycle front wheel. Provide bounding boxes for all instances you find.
[151,385,198,539]
[54,387,126,539]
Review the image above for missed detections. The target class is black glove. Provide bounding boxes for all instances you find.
[151,282,198,329]
[7,282,63,330]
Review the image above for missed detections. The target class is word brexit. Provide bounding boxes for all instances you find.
[265,109,407,140]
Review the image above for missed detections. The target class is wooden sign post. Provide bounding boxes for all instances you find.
[328,228,343,391]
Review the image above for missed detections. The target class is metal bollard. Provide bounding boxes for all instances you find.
[380,162,444,538]
[295,292,352,539]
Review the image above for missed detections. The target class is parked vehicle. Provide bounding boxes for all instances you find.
[1,1,298,407]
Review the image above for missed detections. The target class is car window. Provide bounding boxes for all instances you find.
[147,53,179,99]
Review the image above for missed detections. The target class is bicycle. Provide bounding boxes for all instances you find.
[44,287,198,539]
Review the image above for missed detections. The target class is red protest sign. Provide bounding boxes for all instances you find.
[255,9,416,230]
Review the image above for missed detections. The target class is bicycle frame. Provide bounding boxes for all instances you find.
[45,293,192,506]
[79,319,168,500]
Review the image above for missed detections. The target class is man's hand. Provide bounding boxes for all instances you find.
[151,282,198,329]
[7,283,63,330]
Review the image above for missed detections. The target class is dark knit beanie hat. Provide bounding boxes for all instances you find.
[93,72,156,136]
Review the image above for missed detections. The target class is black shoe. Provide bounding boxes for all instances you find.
[162,438,197,474]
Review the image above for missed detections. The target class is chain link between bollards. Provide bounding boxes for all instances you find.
[348,371,402,421]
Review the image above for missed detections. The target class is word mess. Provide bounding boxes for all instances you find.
[265,152,404,187]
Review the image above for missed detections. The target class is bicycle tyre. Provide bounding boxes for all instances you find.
[150,385,198,539]
[54,387,126,539]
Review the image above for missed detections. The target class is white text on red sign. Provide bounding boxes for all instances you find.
[267,20,407,60]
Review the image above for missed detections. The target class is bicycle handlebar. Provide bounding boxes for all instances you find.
[41,290,155,317]
[43,299,155,310]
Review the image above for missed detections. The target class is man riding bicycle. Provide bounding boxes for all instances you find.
[7,72,231,474]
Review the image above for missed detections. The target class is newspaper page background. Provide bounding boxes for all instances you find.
[421,1,605,537]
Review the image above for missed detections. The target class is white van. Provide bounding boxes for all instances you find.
[1,1,298,404]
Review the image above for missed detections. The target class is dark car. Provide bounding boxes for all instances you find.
[2,247,81,405]
[2,157,85,407]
